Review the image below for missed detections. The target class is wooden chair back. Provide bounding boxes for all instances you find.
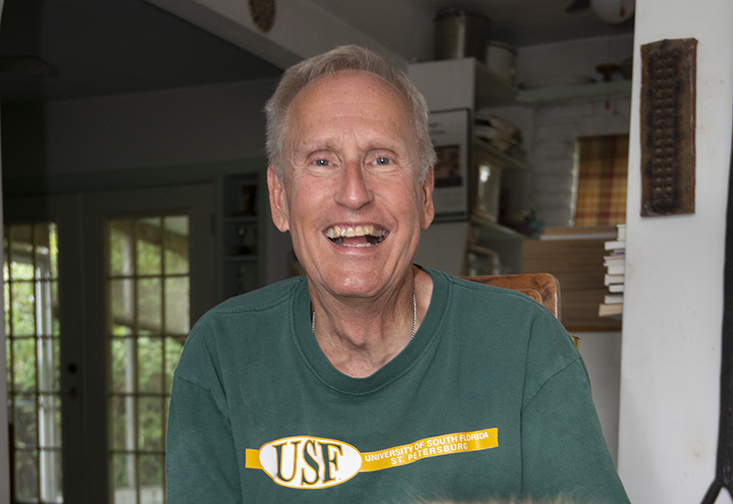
[461,273,577,347]
[461,273,561,319]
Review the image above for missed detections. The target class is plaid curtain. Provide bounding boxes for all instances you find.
[574,134,629,226]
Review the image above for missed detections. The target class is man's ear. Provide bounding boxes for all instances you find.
[420,167,435,230]
[267,165,290,232]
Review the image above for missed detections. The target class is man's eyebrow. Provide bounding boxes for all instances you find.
[291,137,407,158]
[364,142,402,152]
[294,138,340,155]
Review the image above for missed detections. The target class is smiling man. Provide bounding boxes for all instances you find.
[166,46,630,504]
[267,67,434,378]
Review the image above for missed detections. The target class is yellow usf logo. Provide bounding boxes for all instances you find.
[245,428,498,489]
[247,436,362,489]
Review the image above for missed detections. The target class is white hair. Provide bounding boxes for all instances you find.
[264,45,436,182]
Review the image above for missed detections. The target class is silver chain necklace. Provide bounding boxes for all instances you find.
[312,292,417,340]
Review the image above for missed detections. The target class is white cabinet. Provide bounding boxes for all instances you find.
[409,58,530,275]
[517,79,631,103]
[408,58,517,111]
[467,141,530,274]
[408,57,633,108]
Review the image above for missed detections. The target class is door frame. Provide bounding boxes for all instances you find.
[4,183,216,503]
[82,184,215,502]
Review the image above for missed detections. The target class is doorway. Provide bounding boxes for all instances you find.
[4,183,216,503]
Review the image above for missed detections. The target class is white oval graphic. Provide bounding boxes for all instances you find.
[259,436,362,489]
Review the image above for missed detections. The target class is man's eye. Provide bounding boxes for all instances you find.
[373,157,392,166]
[314,159,331,166]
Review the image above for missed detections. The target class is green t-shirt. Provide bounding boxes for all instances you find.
[166,268,630,504]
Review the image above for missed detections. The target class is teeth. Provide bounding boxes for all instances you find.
[326,225,385,239]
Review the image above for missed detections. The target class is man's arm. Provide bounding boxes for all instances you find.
[166,374,242,503]
[521,357,630,503]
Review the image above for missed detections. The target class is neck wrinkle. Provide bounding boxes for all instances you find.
[309,267,427,378]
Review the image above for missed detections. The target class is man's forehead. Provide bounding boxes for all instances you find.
[290,72,410,129]
[278,69,422,170]
[291,70,406,113]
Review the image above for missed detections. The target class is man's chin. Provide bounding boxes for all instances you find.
[308,265,414,300]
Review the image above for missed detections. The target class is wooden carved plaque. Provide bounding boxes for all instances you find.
[249,0,276,33]
[640,38,697,217]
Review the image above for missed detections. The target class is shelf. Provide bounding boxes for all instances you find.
[472,138,531,173]
[467,217,525,274]
[474,61,518,108]
[216,172,266,301]
[409,58,517,111]
[470,215,526,240]
[410,58,632,110]
[516,80,632,103]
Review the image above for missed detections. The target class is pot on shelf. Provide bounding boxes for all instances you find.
[434,7,490,61]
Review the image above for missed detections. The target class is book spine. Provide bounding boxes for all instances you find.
[599,226,627,319]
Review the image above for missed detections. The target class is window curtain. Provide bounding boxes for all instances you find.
[574,134,629,226]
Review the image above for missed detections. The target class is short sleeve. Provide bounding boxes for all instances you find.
[165,320,243,504]
[166,374,242,503]
[521,349,630,503]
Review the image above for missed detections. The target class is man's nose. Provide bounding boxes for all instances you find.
[334,160,374,209]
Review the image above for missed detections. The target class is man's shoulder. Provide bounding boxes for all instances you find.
[208,276,304,315]
[437,270,553,316]
[181,276,304,356]
[431,269,572,354]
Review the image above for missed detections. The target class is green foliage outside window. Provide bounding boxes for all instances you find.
[108,216,189,500]
[5,223,62,503]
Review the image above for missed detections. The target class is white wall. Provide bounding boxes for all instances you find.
[516,34,634,86]
[617,0,733,502]
[484,35,634,229]
[573,330,623,464]
[527,95,632,227]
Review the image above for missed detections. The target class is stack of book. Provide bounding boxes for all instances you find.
[598,224,626,319]
[522,226,621,330]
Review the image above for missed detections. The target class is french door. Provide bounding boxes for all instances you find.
[4,183,216,503]
[5,221,63,503]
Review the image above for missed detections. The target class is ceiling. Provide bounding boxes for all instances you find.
[309,0,634,62]
[0,0,634,104]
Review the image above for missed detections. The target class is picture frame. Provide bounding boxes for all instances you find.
[428,109,470,221]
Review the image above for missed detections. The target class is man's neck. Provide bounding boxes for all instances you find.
[309,267,433,378]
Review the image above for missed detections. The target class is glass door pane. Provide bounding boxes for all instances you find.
[107,216,189,504]
[5,223,63,503]
[4,184,215,504]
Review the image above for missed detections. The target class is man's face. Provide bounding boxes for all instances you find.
[268,70,434,300]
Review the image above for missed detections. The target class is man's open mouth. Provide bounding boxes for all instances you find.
[325,225,386,247]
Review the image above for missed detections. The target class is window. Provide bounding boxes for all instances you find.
[573,134,629,226]
[108,216,190,504]
[4,184,215,503]
[5,223,62,503]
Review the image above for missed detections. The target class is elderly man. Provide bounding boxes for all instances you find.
[166,46,630,504]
